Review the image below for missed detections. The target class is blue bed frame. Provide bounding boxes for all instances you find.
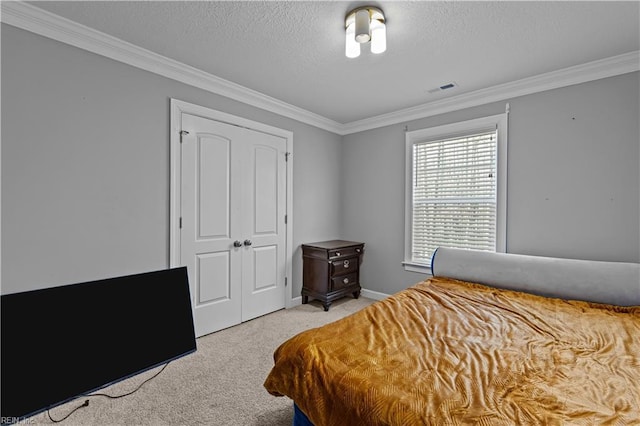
[293,403,314,426]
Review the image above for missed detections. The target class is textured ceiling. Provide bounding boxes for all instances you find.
[28,1,640,124]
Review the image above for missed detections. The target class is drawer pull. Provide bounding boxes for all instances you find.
[343,278,349,284]
[343,260,350,268]
[356,248,361,253]
[335,252,341,257]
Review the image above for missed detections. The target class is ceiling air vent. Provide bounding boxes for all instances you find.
[427,82,458,94]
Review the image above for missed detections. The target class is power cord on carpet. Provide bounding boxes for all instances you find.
[47,362,171,423]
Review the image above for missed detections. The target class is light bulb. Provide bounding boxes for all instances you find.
[345,22,360,58]
[370,20,386,54]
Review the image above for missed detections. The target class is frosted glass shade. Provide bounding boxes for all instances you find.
[355,9,371,43]
[370,20,386,54]
[345,22,360,58]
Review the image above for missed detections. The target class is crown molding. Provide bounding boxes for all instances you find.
[2,2,638,137]
[0,1,344,135]
[341,50,640,135]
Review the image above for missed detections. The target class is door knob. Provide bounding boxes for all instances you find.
[244,239,253,246]
[233,240,242,248]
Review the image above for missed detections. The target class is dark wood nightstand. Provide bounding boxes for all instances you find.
[301,240,364,311]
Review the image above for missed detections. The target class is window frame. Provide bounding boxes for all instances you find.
[404,113,508,274]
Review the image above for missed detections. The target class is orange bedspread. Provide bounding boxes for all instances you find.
[264,277,640,425]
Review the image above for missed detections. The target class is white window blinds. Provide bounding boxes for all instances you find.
[411,129,498,263]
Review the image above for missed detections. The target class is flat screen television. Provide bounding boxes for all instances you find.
[1,267,196,423]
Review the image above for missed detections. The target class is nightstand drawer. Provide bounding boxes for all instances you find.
[330,257,358,275]
[332,273,357,291]
[328,246,363,259]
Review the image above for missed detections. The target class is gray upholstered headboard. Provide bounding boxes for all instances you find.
[431,247,640,306]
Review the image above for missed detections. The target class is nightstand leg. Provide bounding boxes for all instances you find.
[353,290,361,299]
[302,295,309,304]
[323,302,331,312]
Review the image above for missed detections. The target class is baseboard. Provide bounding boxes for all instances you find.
[288,296,302,308]
[360,288,390,301]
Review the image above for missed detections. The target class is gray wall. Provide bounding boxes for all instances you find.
[3,23,638,299]
[342,72,640,295]
[1,24,342,297]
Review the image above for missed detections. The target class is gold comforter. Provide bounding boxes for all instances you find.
[264,277,640,425]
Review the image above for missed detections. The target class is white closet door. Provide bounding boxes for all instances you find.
[180,113,286,337]
[241,135,287,322]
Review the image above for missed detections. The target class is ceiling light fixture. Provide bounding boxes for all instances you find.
[345,6,386,58]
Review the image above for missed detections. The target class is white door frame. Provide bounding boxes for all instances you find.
[169,99,295,308]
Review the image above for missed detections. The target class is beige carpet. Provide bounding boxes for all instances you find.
[30,297,374,425]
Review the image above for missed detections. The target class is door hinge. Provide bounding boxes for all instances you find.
[285,277,288,287]
[284,214,288,224]
[285,152,290,162]
[179,217,182,228]
[179,130,189,143]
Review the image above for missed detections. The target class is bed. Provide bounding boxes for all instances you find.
[264,248,640,425]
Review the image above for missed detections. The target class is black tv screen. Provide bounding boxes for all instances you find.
[1,267,196,422]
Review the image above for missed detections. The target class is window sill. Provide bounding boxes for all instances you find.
[402,261,432,275]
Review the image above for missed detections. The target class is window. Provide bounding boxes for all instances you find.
[404,114,507,274]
